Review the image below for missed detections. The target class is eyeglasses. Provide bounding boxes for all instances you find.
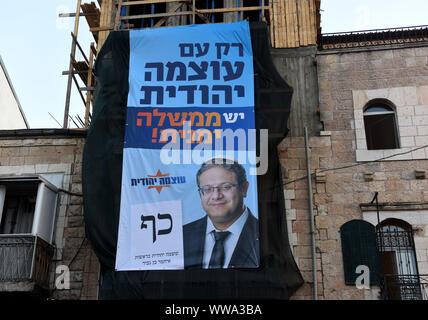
[198,183,239,196]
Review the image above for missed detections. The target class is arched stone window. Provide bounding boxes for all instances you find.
[376,218,420,300]
[363,100,400,150]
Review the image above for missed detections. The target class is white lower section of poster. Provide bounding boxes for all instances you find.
[116,200,184,270]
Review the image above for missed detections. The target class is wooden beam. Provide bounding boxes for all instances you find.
[121,11,193,20]
[121,0,190,5]
[154,2,185,28]
[90,26,113,32]
[197,6,267,14]
[114,0,122,30]
[85,42,95,128]
[58,12,97,17]
[188,3,210,24]
[64,0,82,129]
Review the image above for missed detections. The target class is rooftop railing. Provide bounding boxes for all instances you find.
[319,25,428,50]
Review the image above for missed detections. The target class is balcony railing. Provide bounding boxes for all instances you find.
[381,274,428,300]
[0,235,54,291]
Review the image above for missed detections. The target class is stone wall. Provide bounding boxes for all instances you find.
[0,132,99,299]
[279,44,428,300]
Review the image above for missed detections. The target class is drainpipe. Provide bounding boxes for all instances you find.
[304,127,317,300]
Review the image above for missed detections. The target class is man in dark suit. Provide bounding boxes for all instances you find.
[183,158,259,269]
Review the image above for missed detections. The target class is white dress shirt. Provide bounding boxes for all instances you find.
[202,207,249,268]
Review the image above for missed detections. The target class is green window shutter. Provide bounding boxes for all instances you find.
[340,220,381,285]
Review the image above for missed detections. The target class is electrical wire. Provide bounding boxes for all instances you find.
[282,143,428,187]
[58,188,83,197]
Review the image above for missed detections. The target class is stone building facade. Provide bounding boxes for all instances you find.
[0,130,99,299]
[279,43,428,299]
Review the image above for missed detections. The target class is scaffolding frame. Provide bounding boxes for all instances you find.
[61,0,320,129]
[62,0,100,129]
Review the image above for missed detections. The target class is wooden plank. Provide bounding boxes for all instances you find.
[98,0,108,49]
[291,0,299,47]
[197,6,267,14]
[285,0,292,47]
[306,0,312,46]
[270,0,277,47]
[273,0,280,48]
[85,42,95,128]
[90,42,98,57]
[301,0,308,46]
[154,2,184,27]
[269,0,275,47]
[81,2,101,28]
[121,11,193,20]
[188,3,210,24]
[308,0,314,45]
[90,26,113,32]
[297,0,303,46]
[114,0,122,30]
[308,0,316,44]
[280,0,287,48]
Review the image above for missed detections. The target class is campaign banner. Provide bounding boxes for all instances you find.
[116,21,259,271]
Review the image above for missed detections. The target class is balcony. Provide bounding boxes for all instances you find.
[381,274,428,300]
[0,235,54,294]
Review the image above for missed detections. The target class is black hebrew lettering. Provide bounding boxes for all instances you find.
[166,86,176,98]
[215,43,229,59]
[166,62,186,81]
[222,61,244,81]
[231,43,243,56]
[145,62,164,81]
[210,61,220,80]
[215,42,243,59]
[140,86,163,105]
[178,85,197,104]
[212,85,232,104]
[179,43,193,57]
[195,43,209,57]
[157,213,173,236]
[234,85,245,97]
[141,214,157,243]
[198,85,209,104]
[188,61,208,81]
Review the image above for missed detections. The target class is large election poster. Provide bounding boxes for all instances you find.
[116,21,259,271]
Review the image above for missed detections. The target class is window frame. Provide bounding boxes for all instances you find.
[0,175,58,244]
[363,99,401,150]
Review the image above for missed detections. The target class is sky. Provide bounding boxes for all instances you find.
[1,1,428,129]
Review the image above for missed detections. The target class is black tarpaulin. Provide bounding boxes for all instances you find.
[82,22,303,299]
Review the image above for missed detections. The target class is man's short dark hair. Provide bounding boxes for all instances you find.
[196,158,247,187]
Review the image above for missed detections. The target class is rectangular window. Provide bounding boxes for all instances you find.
[0,177,58,243]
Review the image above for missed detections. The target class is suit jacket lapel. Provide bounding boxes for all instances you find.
[228,210,259,268]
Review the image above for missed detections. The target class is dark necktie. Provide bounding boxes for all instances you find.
[208,231,231,269]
